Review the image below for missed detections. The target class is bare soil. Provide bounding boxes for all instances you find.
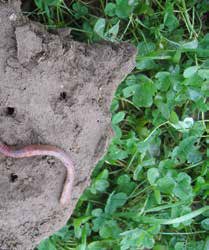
[0,1,136,249]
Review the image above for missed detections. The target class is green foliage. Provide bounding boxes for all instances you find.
[105,192,127,214]
[201,218,209,231]
[120,228,155,250]
[31,0,209,249]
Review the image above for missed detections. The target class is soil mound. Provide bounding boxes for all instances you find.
[0,2,136,249]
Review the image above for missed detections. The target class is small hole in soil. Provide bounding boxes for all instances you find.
[6,107,15,116]
[59,92,67,100]
[10,173,18,183]
[21,0,36,13]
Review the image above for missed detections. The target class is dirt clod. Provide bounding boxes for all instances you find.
[0,2,136,250]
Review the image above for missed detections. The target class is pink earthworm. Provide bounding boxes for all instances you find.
[0,143,75,206]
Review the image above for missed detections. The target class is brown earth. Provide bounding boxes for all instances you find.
[0,1,136,250]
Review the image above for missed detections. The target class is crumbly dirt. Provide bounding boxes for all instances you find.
[0,2,136,250]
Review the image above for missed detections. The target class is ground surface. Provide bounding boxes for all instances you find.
[0,2,136,249]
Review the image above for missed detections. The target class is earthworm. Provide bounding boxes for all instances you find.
[0,143,75,206]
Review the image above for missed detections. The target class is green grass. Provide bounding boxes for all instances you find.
[27,0,209,249]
